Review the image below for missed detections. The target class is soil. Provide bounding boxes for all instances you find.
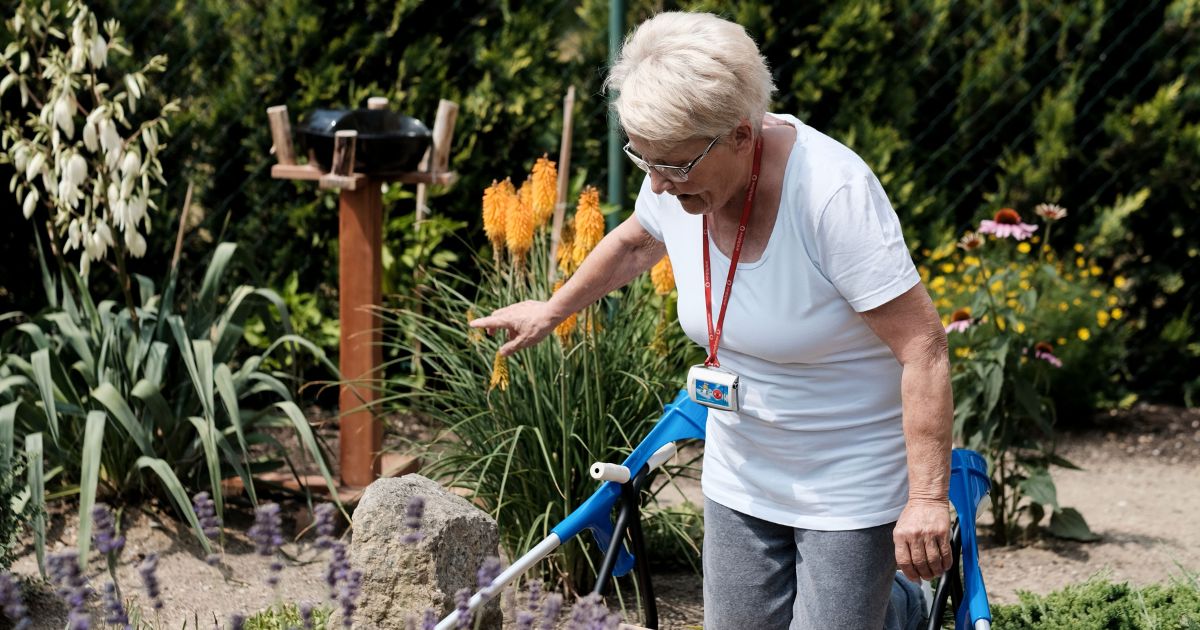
[7,404,1200,629]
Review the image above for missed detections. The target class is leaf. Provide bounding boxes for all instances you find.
[25,432,46,578]
[0,401,16,476]
[1048,507,1100,542]
[187,416,224,524]
[76,411,106,563]
[196,243,238,331]
[215,364,255,506]
[136,456,213,554]
[30,349,59,445]
[92,382,154,456]
[275,402,340,506]
[1019,467,1058,510]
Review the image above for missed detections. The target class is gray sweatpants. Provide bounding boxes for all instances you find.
[703,498,916,630]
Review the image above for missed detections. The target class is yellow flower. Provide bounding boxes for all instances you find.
[1107,295,1119,306]
[1076,256,1086,268]
[1111,307,1123,320]
[651,256,674,295]
[1077,327,1091,341]
[557,218,576,275]
[1072,297,1082,306]
[1058,302,1069,312]
[1018,279,1031,290]
[482,179,509,252]
[954,347,971,359]
[963,256,981,267]
[990,280,1003,293]
[1015,321,1026,333]
[506,178,534,265]
[1097,310,1110,328]
[1089,265,1103,276]
[1074,243,1085,253]
[488,351,509,392]
[572,186,604,268]
[996,316,1007,331]
[1114,275,1127,289]
[531,155,557,228]
[1017,242,1031,254]
[466,309,483,344]
[940,262,955,274]
[1089,289,1103,298]
[1006,298,1019,309]
[1057,337,1067,346]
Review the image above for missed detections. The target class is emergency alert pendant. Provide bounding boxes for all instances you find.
[686,135,763,412]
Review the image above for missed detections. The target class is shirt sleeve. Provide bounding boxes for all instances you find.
[633,175,665,242]
[813,173,920,312]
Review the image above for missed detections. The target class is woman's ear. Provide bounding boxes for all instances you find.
[732,119,755,153]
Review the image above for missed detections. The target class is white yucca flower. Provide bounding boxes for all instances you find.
[84,227,105,261]
[82,121,98,152]
[124,74,140,100]
[54,93,75,139]
[66,219,82,252]
[96,222,114,248]
[22,188,39,219]
[127,195,147,227]
[124,228,146,258]
[12,145,29,173]
[89,35,107,69]
[99,118,123,168]
[141,127,157,153]
[120,150,140,179]
[24,151,44,181]
[66,153,87,187]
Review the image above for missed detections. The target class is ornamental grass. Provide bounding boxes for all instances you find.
[378,156,696,592]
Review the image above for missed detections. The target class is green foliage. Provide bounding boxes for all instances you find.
[0,243,339,574]
[922,206,1127,544]
[380,176,694,590]
[991,575,1200,629]
[0,448,27,571]
[241,603,334,630]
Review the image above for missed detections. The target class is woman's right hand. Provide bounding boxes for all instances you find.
[469,300,563,356]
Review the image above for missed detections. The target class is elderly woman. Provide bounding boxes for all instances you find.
[472,11,952,630]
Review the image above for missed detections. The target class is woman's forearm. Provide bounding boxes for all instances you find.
[547,215,666,321]
[900,343,954,503]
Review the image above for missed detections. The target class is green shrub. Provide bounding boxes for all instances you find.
[991,575,1200,629]
[0,449,27,571]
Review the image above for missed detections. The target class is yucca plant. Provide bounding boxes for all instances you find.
[0,237,339,575]
[379,156,700,592]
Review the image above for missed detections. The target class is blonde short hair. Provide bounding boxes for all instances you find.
[605,12,776,148]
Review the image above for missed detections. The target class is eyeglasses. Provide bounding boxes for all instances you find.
[623,135,722,183]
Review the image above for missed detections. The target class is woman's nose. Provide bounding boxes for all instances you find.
[648,170,675,195]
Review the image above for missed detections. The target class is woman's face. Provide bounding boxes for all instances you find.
[627,122,754,216]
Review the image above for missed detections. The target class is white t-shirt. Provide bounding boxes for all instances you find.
[635,114,921,530]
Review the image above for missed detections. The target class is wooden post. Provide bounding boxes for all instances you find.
[338,178,384,487]
[414,99,460,227]
[549,86,576,280]
[267,105,295,165]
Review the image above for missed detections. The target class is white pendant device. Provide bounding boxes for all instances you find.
[687,364,739,411]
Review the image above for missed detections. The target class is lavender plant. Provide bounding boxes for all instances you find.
[100,581,130,629]
[48,551,90,629]
[193,491,222,566]
[137,552,163,612]
[249,503,285,588]
[0,571,32,630]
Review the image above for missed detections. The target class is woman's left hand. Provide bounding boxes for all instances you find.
[893,498,953,581]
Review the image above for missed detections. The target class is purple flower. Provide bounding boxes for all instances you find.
[944,308,973,334]
[101,582,129,628]
[421,608,437,630]
[325,541,350,601]
[67,610,91,630]
[1033,342,1063,368]
[48,551,91,623]
[138,553,163,610]
[566,593,620,630]
[339,569,363,628]
[539,593,563,630]
[453,587,473,629]
[229,612,246,630]
[526,579,543,614]
[299,601,315,629]
[0,571,32,630]
[978,208,1038,241]
[314,503,337,549]
[92,504,125,555]
[476,556,502,589]
[515,611,536,630]
[192,492,222,565]
[401,496,425,544]
[249,503,285,588]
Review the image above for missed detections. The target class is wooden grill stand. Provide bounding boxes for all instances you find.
[266,97,459,488]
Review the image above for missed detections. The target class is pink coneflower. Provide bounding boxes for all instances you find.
[979,208,1038,240]
[957,231,984,252]
[1033,342,1062,367]
[1034,203,1068,222]
[945,308,973,333]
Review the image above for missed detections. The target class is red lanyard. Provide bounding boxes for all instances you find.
[702,136,764,368]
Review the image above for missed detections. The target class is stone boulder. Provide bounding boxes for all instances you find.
[350,474,501,629]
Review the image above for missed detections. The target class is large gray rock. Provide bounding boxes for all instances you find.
[350,474,502,629]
